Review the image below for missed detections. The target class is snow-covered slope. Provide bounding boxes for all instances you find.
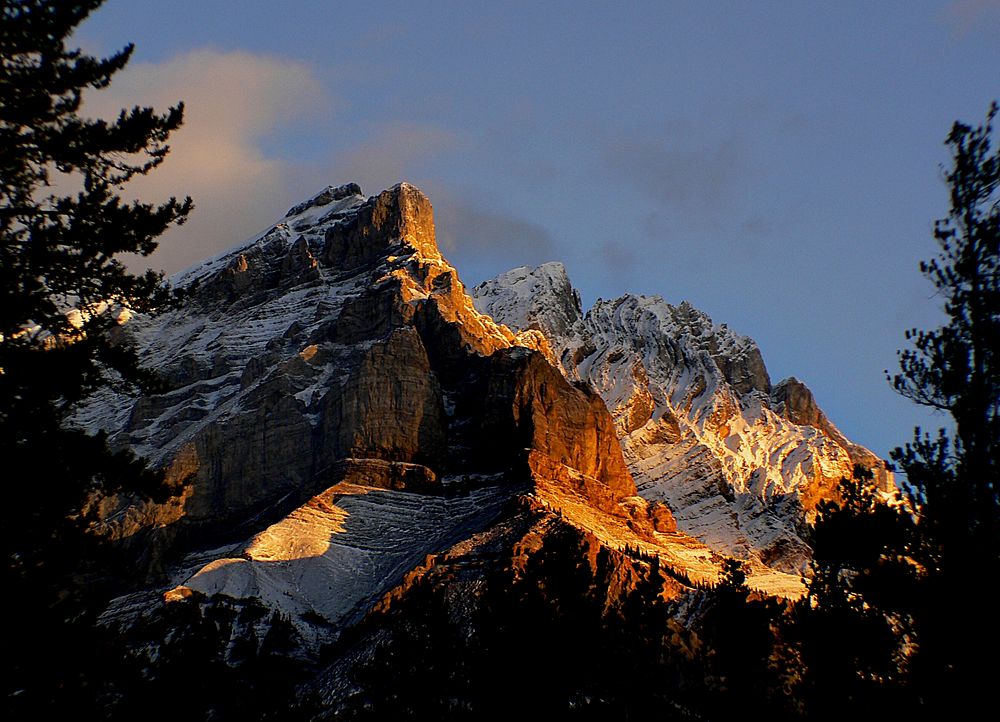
[165,481,517,647]
[473,262,890,573]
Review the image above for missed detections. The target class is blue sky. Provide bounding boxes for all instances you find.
[78,1,1000,461]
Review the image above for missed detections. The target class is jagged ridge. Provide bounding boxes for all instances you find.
[472,262,890,573]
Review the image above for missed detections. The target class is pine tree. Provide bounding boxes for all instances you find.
[890,101,999,711]
[0,1,192,376]
[697,558,787,717]
[786,467,917,717]
[0,1,191,712]
[784,103,999,717]
[891,102,999,548]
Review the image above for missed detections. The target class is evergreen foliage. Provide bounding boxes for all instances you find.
[99,595,309,721]
[784,467,917,717]
[785,102,1000,716]
[0,0,190,712]
[316,515,792,720]
[698,558,786,718]
[889,101,1000,711]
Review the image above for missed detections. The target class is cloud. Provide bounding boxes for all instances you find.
[943,0,1000,35]
[76,48,523,284]
[83,49,330,274]
[432,195,557,282]
[602,131,746,225]
[334,123,464,193]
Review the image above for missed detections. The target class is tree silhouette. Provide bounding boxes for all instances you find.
[785,102,1000,717]
[0,1,191,712]
[786,467,917,717]
[889,101,999,712]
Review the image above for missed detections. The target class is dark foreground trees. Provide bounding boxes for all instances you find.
[0,0,191,712]
[785,102,1000,717]
[889,100,999,710]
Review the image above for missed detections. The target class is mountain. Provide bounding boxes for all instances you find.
[472,263,891,573]
[74,182,889,714]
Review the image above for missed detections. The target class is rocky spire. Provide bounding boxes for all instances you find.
[321,182,442,270]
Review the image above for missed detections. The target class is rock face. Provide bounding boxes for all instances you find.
[473,262,891,573]
[84,183,586,541]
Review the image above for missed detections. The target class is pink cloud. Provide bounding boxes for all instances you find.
[83,49,331,274]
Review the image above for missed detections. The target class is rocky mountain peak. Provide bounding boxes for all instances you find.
[84,182,719,641]
[61,181,913,717]
[472,261,583,342]
[75,181,907,667]
[472,262,891,573]
[320,182,441,270]
[169,182,443,309]
[770,376,892,498]
[771,376,824,427]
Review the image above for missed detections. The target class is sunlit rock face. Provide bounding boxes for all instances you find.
[473,263,891,574]
[83,184,557,534]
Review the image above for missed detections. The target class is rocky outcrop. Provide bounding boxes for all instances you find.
[321,182,440,270]
[473,262,584,342]
[772,376,892,496]
[471,348,635,502]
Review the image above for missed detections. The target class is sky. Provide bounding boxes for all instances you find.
[76,0,1000,462]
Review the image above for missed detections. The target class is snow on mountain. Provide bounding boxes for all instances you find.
[165,481,516,647]
[473,262,890,573]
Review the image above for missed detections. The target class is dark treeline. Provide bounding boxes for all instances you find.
[309,517,791,721]
[1,0,190,716]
